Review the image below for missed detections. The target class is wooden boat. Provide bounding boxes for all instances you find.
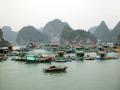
[76,51,85,60]
[96,51,106,60]
[85,53,96,60]
[8,51,19,56]
[13,51,27,61]
[113,46,120,53]
[26,55,53,63]
[39,56,53,63]
[85,56,95,60]
[55,51,67,62]
[0,56,5,61]
[43,65,67,72]
[0,54,7,61]
[96,51,118,60]
[13,56,25,61]
[75,46,85,60]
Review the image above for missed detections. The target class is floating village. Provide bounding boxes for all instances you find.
[0,42,120,72]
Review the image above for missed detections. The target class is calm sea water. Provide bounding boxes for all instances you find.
[0,58,120,90]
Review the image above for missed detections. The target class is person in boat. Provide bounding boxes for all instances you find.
[55,55,58,57]
[50,65,56,68]
[86,55,90,57]
[40,55,43,58]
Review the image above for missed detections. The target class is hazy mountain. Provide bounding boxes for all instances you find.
[111,21,120,43]
[2,26,17,43]
[89,21,120,43]
[117,34,120,43]
[16,26,49,44]
[38,27,44,32]
[94,21,111,43]
[60,25,74,44]
[0,29,10,47]
[3,19,120,44]
[43,19,69,42]
[88,26,97,34]
[60,26,97,44]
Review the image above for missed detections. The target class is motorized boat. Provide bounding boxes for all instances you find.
[0,54,7,61]
[75,46,85,60]
[43,65,67,72]
[39,56,53,63]
[85,53,96,60]
[55,51,67,62]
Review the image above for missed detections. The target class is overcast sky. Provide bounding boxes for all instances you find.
[0,0,120,31]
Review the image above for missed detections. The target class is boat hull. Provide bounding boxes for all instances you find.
[43,66,67,72]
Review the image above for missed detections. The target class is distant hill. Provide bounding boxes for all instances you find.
[43,19,69,42]
[6,19,120,44]
[88,21,111,43]
[88,26,97,34]
[16,19,98,44]
[89,21,120,43]
[16,26,49,44]
[93,21,111,43]
[38,27,44,32]
[60,25,74,44]
[0,29,10,47]
[2,26,17,43]
[60,25,97,44]
[111,21,120,43]
[117,34,120,43]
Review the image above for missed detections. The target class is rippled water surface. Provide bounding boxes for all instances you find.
[0,58,120,90]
